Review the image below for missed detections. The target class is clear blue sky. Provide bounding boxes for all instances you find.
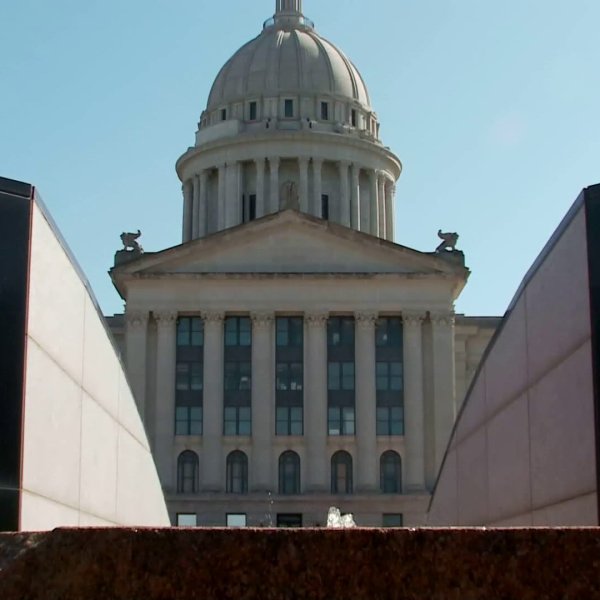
[1,0,598,317]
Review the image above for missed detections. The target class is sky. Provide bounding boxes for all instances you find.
[1,0,598,317]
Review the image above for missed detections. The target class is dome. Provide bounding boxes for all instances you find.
[206,4,371,112]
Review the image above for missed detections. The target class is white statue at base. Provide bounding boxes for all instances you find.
[326,507,356,529]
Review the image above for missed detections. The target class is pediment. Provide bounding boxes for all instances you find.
[114,211,464,278]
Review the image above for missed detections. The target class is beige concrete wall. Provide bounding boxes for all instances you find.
[19,202,169,530]
[428,206,598,526]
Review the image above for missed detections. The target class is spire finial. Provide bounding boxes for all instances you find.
[275,0,303,15]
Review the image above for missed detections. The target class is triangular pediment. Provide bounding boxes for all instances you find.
[113,211,465,278]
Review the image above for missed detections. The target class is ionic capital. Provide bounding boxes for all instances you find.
[201,311,225,324]
[154,310,178,328]
[429,311,456,328]
[125,309,149,330]
[306,312,328,328]
[402,311,426,327]
[355,311,378,329]
[251,312,275,330]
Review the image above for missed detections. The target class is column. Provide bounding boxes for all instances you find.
[305,312,329,491]
[125,309,149,423]
[298,157,310,214]
[251,313,275,491]
[269,156,280,214]
[338,160,351,227]
[154,310,178,490]
[355,312,378,491]
[351,164,361,230]
[199,169,208,238]
[255,158,266,218]
[369,170,379,237]
[182,180,193,242]
[430,311,456,475]
[403,311,426,492]
[377,173,386,238]
[385,180,395,241]
[192,174,200,239]
[226,161,241,228]
[217,164,226,231]
[313,158,323,217]
[202,311,225,491]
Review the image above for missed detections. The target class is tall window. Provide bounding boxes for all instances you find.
[321,194,329,220]
[175,317,204,436]
[328,317,355,436]
[220,108,227,121]
[284,98,294,118]
[249,101,257,121]
[320,101,329,120]
[224,317,252,436]
[177,451,199,494]
[376,317,404,436]
[331,451,353,494]
[380,451,402,494]
[226,451,248,494]
[243,194,256,223]
[351,109,357,127]
[279,451,301,494]
[276,317,304,436]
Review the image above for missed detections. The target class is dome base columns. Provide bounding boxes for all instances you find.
[312,158,323,218]
[269,157,280,214]
[377,172,386,239]
[338,161,351,228]
[255,158,266,218]
[182,180,193,243]
[351,164,361,231]
[298,157,310,214]
[217,164,226,230]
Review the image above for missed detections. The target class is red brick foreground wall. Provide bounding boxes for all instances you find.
[0,528,599,599]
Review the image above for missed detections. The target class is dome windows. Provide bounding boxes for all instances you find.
[220,108,227,122]
[248,101,258,121]
[320,101,329,121]
[283,98,295,119]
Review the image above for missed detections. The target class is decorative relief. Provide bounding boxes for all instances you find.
[125,310,149,330]
[251,312,275,330]
[201,311,225,324]
[429,312,456,327]
[355,312,378,329]
[154,310,178,328]
[306,312,328,327]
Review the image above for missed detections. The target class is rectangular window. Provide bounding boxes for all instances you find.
[276,406,303,436]
[242,195,257,223]
[284,99,294,118]
[175,406,203,436]
[224,406,252,436]
[328,406,355,436]
[227,513,247,527]
[320,101,329,120]
[177,317,204,347]
[327,362,355,391]
[276,362,303,391]
[376,362,403,391]
[176,362,203,391]
[376,317,403,437]
[220,108,227,121]
[376,406,404,436]
[276,317,303,347]
[225,316,252,346]
[351,109,357,127]
[328,317,355,347]
[177,513,198,527]
[376,317,403,347]
[382,514,403,528]
[224,361,252,391]
[321,194,329,220]
[249,101,257,121]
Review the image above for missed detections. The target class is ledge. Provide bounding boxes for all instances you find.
[1,528,599,599]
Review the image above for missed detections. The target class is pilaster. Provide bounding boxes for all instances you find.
[377,172,386,238]
[369,170,379,237]
[217,164,226,231]
[312,158,323,217]
[199,170,208,238]
[351,164,361,230]
[298,157,310,214]
[192,174,200,239]
[182,180,193,242]
[385,180,395,241]
[339,160,351,227]
[269,156,280,214]
[255,158,266,218]
[125,309,149,423]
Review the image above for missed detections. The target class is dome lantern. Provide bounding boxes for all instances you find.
[275,0,303,15]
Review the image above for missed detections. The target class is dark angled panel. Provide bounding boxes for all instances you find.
[584,183,600,524]
[0,178,32,531]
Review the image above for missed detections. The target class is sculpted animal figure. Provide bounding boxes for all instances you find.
[121,230,143,253]
[436,229,459,252]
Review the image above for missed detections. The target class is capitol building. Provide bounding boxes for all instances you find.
[109,0,497,527]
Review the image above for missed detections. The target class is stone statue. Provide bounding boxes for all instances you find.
[120,230,143,254]
[281,180,299,210]
[326,507,356,529]
[436,229,459,252]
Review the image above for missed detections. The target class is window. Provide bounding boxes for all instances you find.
[331,451,353,494]
[376,317,403,347]
[328,317,355,347]
[328,362,355,391]
[276,317,303,347]
[380,451,402,493]
[225,361,251,391]
[376,406,404,436]
[226,451,248,493]
[177,513,197,527]
[177,317,204,347]
[328,405,355,436]
[284,99,294,118]
[351,109,357,127]
[220,108,227,121]
[277,514,302,528]
[225,317,251,346]
[376,362,403,391]
[177,451,199,494]
[224,406,252,436]
[276,362,303,391]
[176,362,203,391]
[276,406,303,436]
[227,513,247,527]
[249,101,257,121]
[382,514,403,527]
[320,101,329,120]
[321,194,329,220]
[175,406,203,436]
[279,451,301,494]
[243,194,256,223]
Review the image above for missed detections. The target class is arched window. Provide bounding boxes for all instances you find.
[380,451,402,494]
[331,451,353,494]
[177,451,199,494]
[279,451,301,495]
[226,451,248,494]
